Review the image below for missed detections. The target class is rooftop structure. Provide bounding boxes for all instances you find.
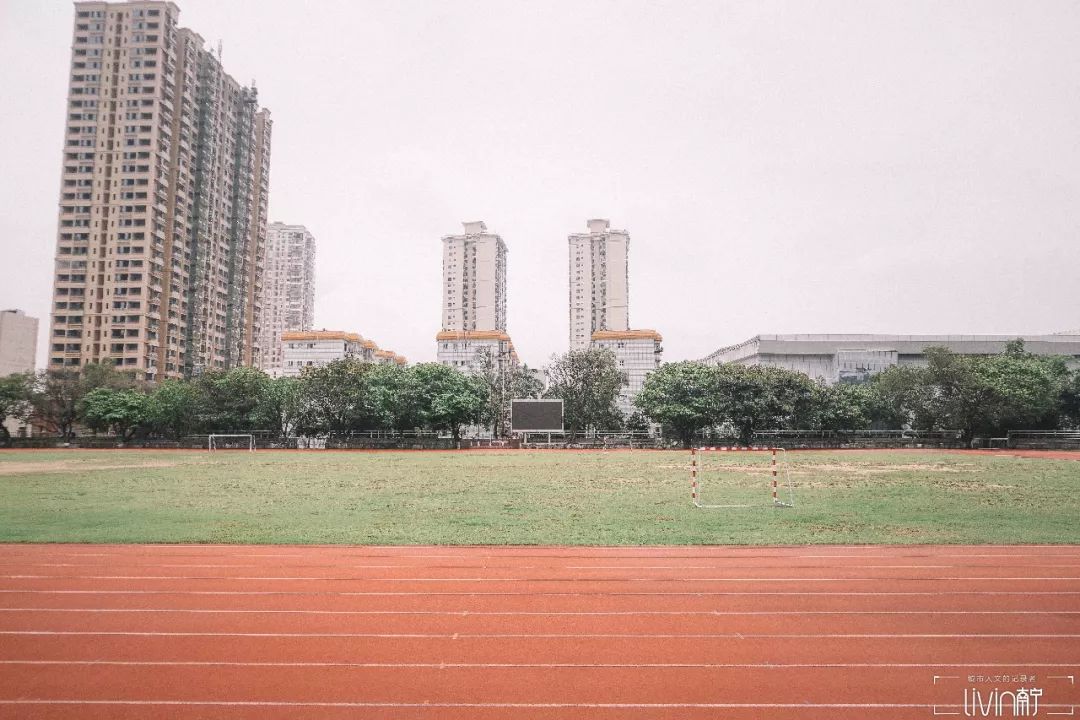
[701,333,1080,384]
[280,330,405,377]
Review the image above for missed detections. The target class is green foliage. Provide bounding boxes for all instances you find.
[634,361,718,447]
[545,348,625,437]
[192,367,271,433]
[713,364,817,444]
[412,363,488,442]
[258,377,305,438]
[0,373,34,439]
[78,387,150,441]
[146,380,199,438]
[29,363,137,438]
[810,382,874,431]
[867,343,1072,440]
[295,359,378,435]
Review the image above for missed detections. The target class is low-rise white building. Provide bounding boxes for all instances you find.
[701,333,1080,384]
[436,330,519,375]
[590,329,663,417]
[281,330,405,377]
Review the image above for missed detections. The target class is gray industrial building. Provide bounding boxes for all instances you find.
[701,334,1080,384]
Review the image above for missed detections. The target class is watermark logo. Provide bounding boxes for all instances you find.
[932,673,1076,717]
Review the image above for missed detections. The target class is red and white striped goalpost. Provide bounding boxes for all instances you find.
[690,446,794,509]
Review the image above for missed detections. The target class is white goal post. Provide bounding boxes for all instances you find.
[208,434,256,452]
[690,446,794,508]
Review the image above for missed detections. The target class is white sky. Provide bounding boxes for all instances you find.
[1,0,1078,369]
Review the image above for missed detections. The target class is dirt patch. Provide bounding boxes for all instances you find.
[0,460,179,476]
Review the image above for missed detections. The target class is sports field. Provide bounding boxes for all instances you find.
[1,448,1077,545]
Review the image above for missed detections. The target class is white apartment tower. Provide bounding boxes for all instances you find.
[260,222,316,376]
[568,219,661,418]
[441,221,507,333]
[48,1,271,381]
[569,219,629,350]
[436,221,517,373]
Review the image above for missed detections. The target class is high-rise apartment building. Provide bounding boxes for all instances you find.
[48,1,271,382]
[260,222,316,376]
[568,219,661,417]
[568,219,629,350]
[437,221,518,374]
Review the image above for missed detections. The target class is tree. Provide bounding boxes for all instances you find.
[146,380,200,439]
[0,373,33,440]
[809,382,873,431]
[192,367,271,433]
[867,364,933,429]
[474,350,546,437]
[712,364,816,444]
[295,359,378,435]
[258,377,305,439]
[412,363,488,444]
[363,363,424,434]
[29,362,141,439]
[634,362,719,447]
[78,387,150,441]
[545,348,626,437]
[1062,369,1080,429]
[973,343,1068,435]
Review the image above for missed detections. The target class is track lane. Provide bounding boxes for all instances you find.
[0,544,1076,720]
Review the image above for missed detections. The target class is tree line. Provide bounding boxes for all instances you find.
[636,340,1080,446]
[2,340,1078,445]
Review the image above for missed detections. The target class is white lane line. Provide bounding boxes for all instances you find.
[6,575,1080,582]
[2,660,1078,669]
[4,631,1077,638]
[2,608,1077,616]
[3,589,1079,596]
[566,565,1080,570]
[0,700,979,709]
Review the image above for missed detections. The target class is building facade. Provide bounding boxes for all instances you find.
[48,1,271,382]
[280,330,404,378]
[591,330,662,417]
[437,221,518,374]
[567,218,660,416]
[0,310,39,437]
[436,330,519,375]
[260,222,316,376]
[569,219,629,350]
[701,334,1080,384]
[0,310,39,378]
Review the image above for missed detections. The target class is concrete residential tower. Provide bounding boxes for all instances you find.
[569,219,629,350]
[48,1,271,381]
[260,222,316,376]
[436,221,518,373]
[568,219,661,417]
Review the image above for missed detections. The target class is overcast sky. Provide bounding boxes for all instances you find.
[1,0,1078,369]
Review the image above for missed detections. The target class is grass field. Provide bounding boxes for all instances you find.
[0,448,1077,545]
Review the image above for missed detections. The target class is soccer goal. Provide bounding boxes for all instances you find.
[690,446,794,508]
[208,434,256,452]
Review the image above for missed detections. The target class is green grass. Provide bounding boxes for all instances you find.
[0,449,1077,545]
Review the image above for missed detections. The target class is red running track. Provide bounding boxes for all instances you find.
[0,544,1077,719]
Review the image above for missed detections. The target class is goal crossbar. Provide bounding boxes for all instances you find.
[208,434,256,452]
[690,446,794,509]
